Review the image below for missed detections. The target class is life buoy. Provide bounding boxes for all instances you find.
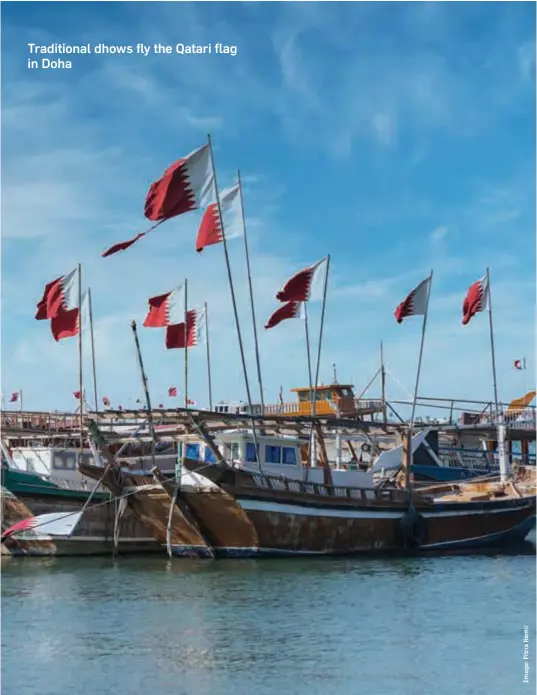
[361,442,371,454]
[398,509,427,548]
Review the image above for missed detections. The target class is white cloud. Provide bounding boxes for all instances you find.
[430,226,448,242]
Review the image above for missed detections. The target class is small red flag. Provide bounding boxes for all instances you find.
[51,307,80,341]
[462,274,489,325]
[276,259,327,303]
[35,268,78,320]
[168,387,177,397]
[73,391,81,399]
[9,392,19,403]
[196,184,242,253]
[165,310,197,349]
[265,301,302,329]
[102,232,146,258]
[394,276,431,324]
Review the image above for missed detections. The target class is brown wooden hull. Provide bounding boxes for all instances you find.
[182,463,537,556]
[2,485,161,556]
[79,464,214,558]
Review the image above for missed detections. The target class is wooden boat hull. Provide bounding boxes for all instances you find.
[182,462,536,557]
[2,480,161,557]
[78,463,215,558]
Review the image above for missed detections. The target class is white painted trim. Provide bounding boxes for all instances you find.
[16,535,157,542]
[237,498,533,519]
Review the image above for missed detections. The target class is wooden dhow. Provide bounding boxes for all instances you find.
[79,407,536,558]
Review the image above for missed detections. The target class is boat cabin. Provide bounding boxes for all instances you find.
[179,429,376,489]
[264,383,384,419]
[180,430,303,471]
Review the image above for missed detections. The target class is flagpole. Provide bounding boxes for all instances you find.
[19,389,23,413]
[77,263,84,453]
[204,302,213,411]
[130,320,156,469]
[313,255,330,413]
[380,341,387,424]
[303,303,315,468]
[207,134,261,470]
[405,270,433,494]
[184,277,188,410]
[88,288,99,412]
[486,267,500,421]
[238,170,264,411]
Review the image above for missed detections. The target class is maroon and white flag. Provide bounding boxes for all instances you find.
[143,284,185,328]
[462,274,489,325]
[35,268,78,320]
[168,386,177,397]
[265,301,303,329]
[102,143,214,257]
[9,392,19,403]
[276,258,328,303]
[50,291,89,342]
[145,143,214,222]
[196,183,243,253]
[514,359,524,371]
[165,309,197,350]
[394,276,431,324]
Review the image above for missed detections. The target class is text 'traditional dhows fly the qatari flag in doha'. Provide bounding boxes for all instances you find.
[196,183,243,253]
[102,143,214,257]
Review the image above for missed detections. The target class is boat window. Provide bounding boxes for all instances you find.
[53,455,64,469]
[185,443,200,460]
[246,443,259,462]
[282,447,297,465]
[65,455,76,470]
[298,392,309,402]
[265,445,281,464]
[204,447,217,464]
[230,442,240,460]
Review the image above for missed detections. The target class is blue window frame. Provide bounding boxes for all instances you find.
[204,447,217,464]
[282,446,297,465]
[265,445,281,464]
[185,443,200,460]
[246,443,259,462]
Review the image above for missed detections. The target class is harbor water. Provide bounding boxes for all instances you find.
[2,537,535,695]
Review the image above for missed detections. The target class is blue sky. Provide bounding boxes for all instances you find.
[1,1,535,416]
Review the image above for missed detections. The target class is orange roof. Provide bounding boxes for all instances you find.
[289,384,354,393]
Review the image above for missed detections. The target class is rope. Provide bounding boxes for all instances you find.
[113,496,128,555]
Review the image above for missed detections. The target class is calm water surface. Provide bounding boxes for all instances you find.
[3,538,536,695]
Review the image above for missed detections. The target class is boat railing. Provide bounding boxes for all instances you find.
[1,411,80,432]
[250,471,406,502]
[437,446,535,471]
[263,398,384,417]
[48,475,107,494]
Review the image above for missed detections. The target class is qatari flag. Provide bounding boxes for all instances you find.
[394,276,431,324]
[35,268,78,320]
[276,258,328,303]
[462,274,489,325]
[102,142,214,257]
